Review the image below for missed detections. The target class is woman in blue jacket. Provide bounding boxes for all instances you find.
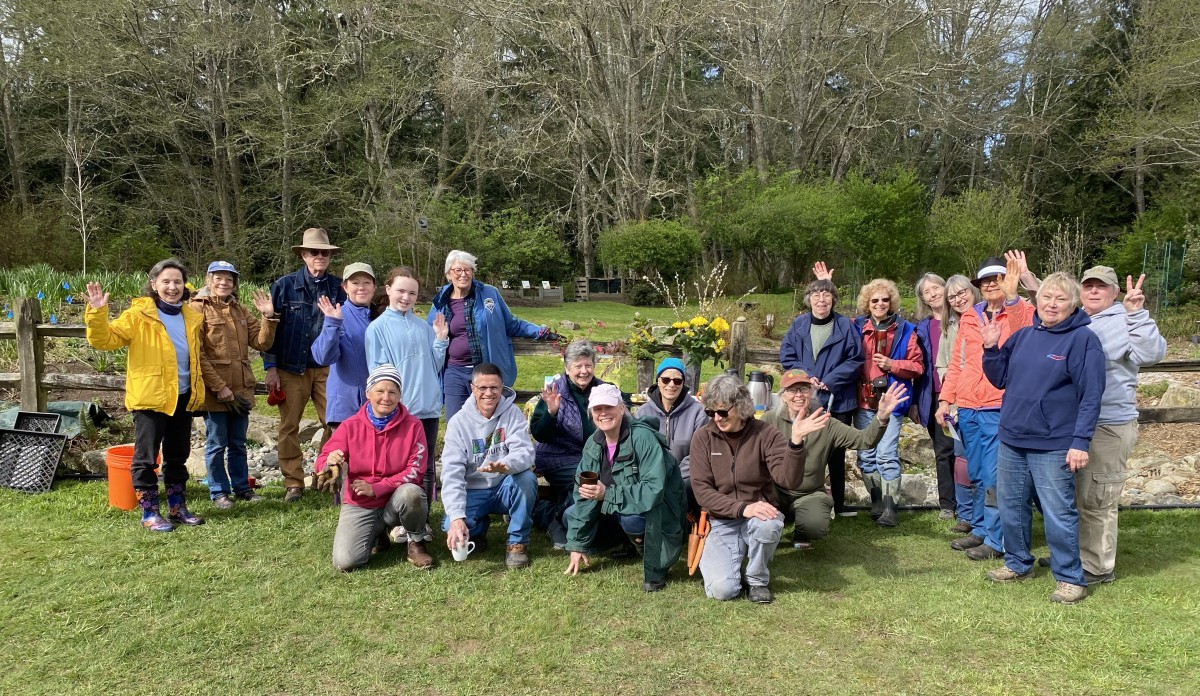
[428,250,559,423]
[311,263,379,427]
[779,264,864,516]
[981,272,1105,605]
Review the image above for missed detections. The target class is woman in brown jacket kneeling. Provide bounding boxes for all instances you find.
[689,374,826,604]
[190,261,278,509]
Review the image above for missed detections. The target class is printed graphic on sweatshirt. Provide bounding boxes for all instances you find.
[1046,354,1066,361]
[467,428,509,469]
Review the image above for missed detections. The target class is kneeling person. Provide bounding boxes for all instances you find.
[564,384,686,593]
[441,363,538,569]
[317,366,432,571]
[764,369,908,549]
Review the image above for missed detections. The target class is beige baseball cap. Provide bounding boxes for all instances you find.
[342,262,376,281]
[1080,265,1118,288]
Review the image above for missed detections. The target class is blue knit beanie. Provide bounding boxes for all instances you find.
[656,357,687,378]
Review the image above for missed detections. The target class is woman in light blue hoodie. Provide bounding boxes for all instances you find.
[366,267,449,504]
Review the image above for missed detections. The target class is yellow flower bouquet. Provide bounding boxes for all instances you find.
[664,314,731,368]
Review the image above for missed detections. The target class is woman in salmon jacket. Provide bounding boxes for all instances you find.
[85,259,207,532]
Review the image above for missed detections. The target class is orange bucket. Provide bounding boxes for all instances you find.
[106,445,160,511]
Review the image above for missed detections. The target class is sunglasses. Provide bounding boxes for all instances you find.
[704,408,732,418]
[658,376,684,386]
[304,249,332,257]
[870,298,890,304]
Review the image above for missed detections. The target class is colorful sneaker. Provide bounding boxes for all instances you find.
[1050,581,1088,605]
[137,488,174,533]
[165,483,205,526]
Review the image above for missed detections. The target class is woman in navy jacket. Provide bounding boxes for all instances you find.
[779,263,864,516]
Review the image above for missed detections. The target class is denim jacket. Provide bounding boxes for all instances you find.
[262,267,346,374]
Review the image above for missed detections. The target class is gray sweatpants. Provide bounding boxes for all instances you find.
[699,515,784,600]
[332,483,428,571]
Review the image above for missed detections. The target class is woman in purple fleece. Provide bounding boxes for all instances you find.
[980,272,1105,605]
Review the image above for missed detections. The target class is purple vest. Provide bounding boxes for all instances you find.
[534,373,599,472]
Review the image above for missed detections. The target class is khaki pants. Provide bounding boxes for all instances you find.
[1076,421,1138,576]
[276,366,330,489]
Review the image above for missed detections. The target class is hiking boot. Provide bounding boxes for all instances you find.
[548,519,568,550]
[965,544,1003,561]
[747,585,774,604]
[629,535,645,556]
[166,483,205,526]
[407,540,435,569]
[950,534,984,551]
[951,520,972,534]
[137,488,174,533]
[938,509,955,520]
[212,494,235,510]
[1049,581,1088,605]
[643,580,667,593]
[505,543,531,569]
[234,490,263,503]
[987,565,1034,583]
[1084,570,1116,584]
[284,486,304,503]
[372,532,391,555]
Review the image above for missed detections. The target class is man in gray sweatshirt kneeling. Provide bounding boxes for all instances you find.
[441,362,539,569]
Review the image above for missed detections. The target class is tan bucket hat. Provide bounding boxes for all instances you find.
[291,227,341,255]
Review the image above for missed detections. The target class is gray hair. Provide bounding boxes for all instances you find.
[563,339,596,366]
[143,258,191,301]
[444,250,478,274]
[914,273,947,322]
[944,274,979,315]
[1037,272,1081,310]
[702,374,755,421]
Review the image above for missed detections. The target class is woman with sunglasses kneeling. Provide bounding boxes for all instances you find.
[633,357,710,512]
[689,375,822,603]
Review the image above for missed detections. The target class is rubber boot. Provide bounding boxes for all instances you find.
[137,488,174,532]
[165,483,205,526]
[864,472,884,521]
[877,476,900,528]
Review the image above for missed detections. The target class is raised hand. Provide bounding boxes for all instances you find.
[999,252,1022,300]
[432,312,448,340]
[1004,249,1029,276]
[85,282,109,310]
[812,261,834,282]
[541,382,561,416]
[979,311,1001,349]
[317,295,342,321]
[791,407,831,443]
[252,289,276,318]
[1123,274,1146,313]
[876,382,909,420]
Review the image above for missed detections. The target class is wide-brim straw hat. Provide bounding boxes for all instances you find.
[291,227,341,255]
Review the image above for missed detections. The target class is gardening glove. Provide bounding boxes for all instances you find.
[539,328,564,342]
[316,463,341,493]
[226,395,250,415]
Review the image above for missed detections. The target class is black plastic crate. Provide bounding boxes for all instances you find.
[0,428,67,494]
[14,411,62,434]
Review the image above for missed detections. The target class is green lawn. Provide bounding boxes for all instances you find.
[2,482,1197,694]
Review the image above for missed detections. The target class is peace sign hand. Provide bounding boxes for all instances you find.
[1123,274,1146,313]
[979,311,1002,349]
[85,282,109,310]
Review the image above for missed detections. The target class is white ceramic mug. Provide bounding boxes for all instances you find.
[451,540,476,562]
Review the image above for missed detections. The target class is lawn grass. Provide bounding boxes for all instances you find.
[2,482,1197,695]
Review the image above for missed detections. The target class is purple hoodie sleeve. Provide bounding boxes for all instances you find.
[1069,332,1107,451]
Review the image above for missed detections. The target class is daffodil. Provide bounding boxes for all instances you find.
[690,315,708,327]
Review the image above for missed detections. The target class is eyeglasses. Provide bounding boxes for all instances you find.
[449,268,474,276]
[979,276,1001,287]
[947,290,970,302]
[658,376,684,386]
[304,249,331,257]
[870,298,890,304]
[783,386,811,396]
[472,384,501,393]
[704,408,731,418]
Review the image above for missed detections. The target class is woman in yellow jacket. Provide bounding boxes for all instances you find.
[86,259,206,532]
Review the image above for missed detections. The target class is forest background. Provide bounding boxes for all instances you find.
[0,0,1197,302]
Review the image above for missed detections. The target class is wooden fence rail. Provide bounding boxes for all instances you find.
[2,298,1199,423]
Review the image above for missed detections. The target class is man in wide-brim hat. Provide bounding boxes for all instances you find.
[263,227,347,503]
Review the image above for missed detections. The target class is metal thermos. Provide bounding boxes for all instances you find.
[748,371,774,412]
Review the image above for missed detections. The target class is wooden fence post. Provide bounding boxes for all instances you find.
[15,297,46,412]
[729,316,748,379]
[636,357,654,393]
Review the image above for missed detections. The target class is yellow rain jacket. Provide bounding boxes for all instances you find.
[85,297,205,414]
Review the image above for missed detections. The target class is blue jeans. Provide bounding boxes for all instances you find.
[853,409,902,481]
[441,470,538,545]
[204,410,250,499]
[532,464,577,530]
[958,408,1002,552]
[562,502,646,537]
[442,365,474,424]
[997,443,1084,585]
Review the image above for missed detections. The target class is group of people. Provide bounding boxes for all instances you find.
[84,228,1165,605]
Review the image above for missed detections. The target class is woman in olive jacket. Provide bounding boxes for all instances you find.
[190,261,279,509]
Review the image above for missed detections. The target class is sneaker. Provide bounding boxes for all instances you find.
[643,580,667,593]
[951,520,972,534]
[965,544,1003,561]
[1084,570,1116,584]
[407,540,435,569]
[747,585,774,604]
[938,509,955,520]
[792,537,813,551]
[284,487,304,503]
[548,519,568,550]
[836,509,858,518]
[505,543,531,569]
[1049,581,1088,605]
[987,565,1034,583]
[950,534,984,551]
[212,495,234,510]
[234,490,263,503]
[388,526,409,544]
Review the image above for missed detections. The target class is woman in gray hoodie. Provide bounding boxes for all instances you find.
[633,357,710,511]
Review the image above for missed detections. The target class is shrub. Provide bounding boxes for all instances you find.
[596,219,700,281]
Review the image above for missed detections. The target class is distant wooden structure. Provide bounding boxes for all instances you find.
[573,277,625,302]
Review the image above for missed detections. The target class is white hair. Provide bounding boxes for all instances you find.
[444,250,478,274]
